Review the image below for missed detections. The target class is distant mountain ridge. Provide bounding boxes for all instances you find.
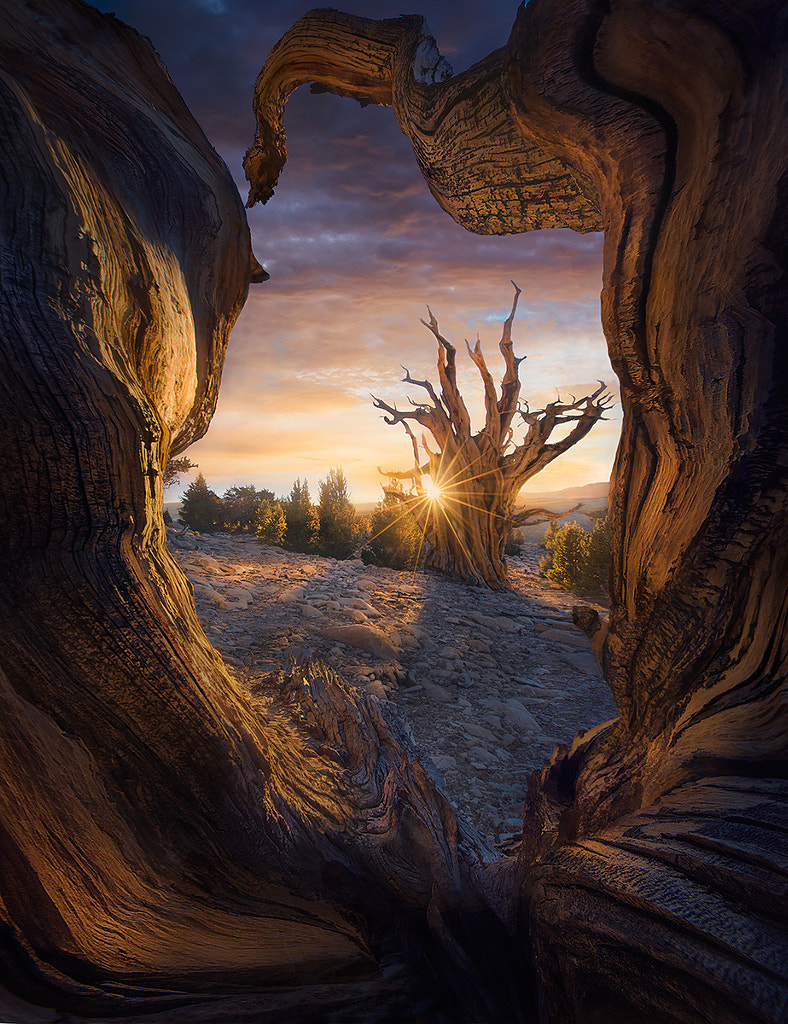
[517,480,609,503]
[352,481,609,516]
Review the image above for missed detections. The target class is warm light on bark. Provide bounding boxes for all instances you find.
[374,285,610,587]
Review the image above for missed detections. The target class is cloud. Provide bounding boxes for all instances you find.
[186,274,620,501]
[96,0,619,503]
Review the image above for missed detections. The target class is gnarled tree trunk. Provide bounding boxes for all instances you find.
[246,3,788,1021]
[0,3,522,1022]
[3,0,788,1022]
[373,288,609,588]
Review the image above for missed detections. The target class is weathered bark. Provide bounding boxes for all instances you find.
[4,0,788,1022]
[0,3,522,1022]
[373,288,609,588]
[246,3,788,1022]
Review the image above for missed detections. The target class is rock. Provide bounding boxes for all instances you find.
[362,679,388,700]
[318,624,398,659]
[468,746,499,766]
[464,723,496,743]
[422,682,452,703]
[559,651,602,677]
[300,604,322,619]
[167,529,198,551]
[504,699,541,733]
[539,627,590,648]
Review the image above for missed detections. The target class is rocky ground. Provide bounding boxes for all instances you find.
[168,530,617,850]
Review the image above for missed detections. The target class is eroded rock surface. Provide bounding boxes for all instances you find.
[170,529,616,847]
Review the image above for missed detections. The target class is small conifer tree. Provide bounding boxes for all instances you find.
[541,515,610,593]
[255,499,287,546]
[318,467,357,557]
[284,478,320,550]
[365,492,423,569]
[180,473,223,533]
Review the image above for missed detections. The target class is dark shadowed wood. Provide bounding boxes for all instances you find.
[246,2,788,1021]
[3,0,788,1021]
[0,2,524,1022]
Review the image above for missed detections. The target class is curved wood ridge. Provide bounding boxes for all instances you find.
[244,8,602,232]
[0,2,521,1022]
[2,0,787,1021]
[248,2,788,1021]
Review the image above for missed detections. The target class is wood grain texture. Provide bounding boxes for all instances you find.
[244,8,602,233]
[0,2,522,1021]
[373,291,609,588]
[248,2,788,1021]
[3,0,787,1020]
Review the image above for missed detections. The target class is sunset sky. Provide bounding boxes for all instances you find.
[95,0,619,503]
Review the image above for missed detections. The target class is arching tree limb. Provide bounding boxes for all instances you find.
[248,2,788,1021]
[245,8,602,233]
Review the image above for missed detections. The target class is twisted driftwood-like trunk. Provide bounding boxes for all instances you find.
[3,1,788,1023]
[372,286,610,588]
[247,3,788,1021]
[0,3,521,1023]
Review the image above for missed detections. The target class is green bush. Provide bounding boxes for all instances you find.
[584,514,610,590]
[540,516,610,593]
[317,467,358,558]
[504,527,524,556]
[364,496,423,569]
[222,484,274,533]
[283,478,320,551]
[180,473,224,532]
[255,499,287,546]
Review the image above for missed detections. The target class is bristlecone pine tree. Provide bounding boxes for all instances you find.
[373,284,611,588]
[7,2,788,1023]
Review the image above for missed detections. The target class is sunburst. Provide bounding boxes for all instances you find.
[424,479,443,502]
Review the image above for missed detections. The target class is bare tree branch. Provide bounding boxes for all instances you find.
[374,290,609,587]
[511,501,584,527]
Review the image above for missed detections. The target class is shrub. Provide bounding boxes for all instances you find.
[504,527,524,556]
[540,516,610,593]
[584,514,610,591]
[364,496,423,570]
[222,484,274,533]
[180,473,224,532]
[317,467,358,558]
[255,499,287,546]
[284,478,320,550]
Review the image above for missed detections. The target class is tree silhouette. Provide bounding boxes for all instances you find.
[162,455,198,488]
[318,466,357,557]
[284,477,320,549]
[180,473,223,533]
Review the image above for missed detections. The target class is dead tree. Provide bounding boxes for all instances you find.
[372,284,610,588]
[246,3,788,1021]
[2,1,788,1024]
[0,3,517,1022]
